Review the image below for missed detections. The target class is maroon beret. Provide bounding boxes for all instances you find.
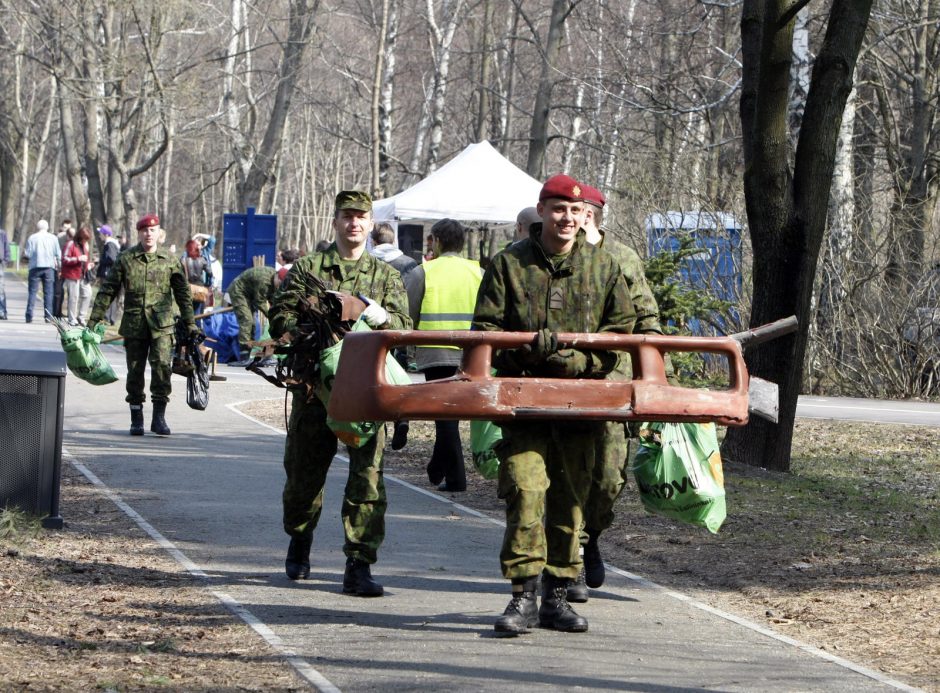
[539,174,583,202]
[580,184,606,208]
[136,213,160,231]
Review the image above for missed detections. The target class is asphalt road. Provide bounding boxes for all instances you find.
[0,276,927,692]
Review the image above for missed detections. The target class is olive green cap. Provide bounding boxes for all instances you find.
[335,190,372,212]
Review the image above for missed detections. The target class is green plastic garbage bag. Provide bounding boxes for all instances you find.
[631,421,726,533]
[317,319,411,448]
[470,420,501,479]
[55,321,118,386]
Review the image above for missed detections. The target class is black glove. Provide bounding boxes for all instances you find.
[188,325,205,344]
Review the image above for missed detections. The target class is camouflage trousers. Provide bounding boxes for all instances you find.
[124,334,173,405]
[282,394,387,564]
[495,422,600,580]
[583,421,631,535]
[230,293,258,349]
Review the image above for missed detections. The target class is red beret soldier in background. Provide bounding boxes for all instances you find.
[88,214,198,437]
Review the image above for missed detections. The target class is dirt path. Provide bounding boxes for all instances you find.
[2,403,936,691]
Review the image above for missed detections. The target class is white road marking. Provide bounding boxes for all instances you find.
[66,451,341,693]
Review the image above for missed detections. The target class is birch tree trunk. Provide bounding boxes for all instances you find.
[371,0,391,197]
[496,3,521,154]
[378,0,399,195]
[474,0,494,142]
[424,0,465,172]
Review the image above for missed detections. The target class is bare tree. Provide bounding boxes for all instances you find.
[870,0,940,290]
[526,0,573,177]
[222,0,319,211]
[721,0,875,471]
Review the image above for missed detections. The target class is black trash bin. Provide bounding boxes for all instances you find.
[0,348,66,529]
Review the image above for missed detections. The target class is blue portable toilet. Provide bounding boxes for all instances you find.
[221,207,278,290]
[646,211,743,335]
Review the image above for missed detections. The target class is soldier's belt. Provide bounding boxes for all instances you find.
[327,324,793,427]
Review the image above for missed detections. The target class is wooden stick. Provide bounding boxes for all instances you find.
[101,306,234,343]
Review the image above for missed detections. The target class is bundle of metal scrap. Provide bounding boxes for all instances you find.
[248,275,365,402]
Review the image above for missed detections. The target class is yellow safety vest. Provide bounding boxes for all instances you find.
[419,255,483,348]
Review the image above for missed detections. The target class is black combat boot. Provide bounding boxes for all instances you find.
[539,572,588,632]
[566,567,589,603]
[342,557,384,597]
[129,404,145,436]
[150,401,171,436]
[391,421,409,450]
[494,577,538,635]
[584,529,605,588]
[285,532,313,580]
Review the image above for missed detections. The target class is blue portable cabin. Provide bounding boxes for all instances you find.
[221,207,278,291]
[645,211,743,336]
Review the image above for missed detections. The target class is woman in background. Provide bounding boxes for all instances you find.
[62,225,95,325]
[182,238,211,314]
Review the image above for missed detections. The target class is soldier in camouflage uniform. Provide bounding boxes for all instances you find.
[268,190,411,597]
[225,265,279,366]
[472,174,637,635]
[565,184,675,604]
[88,214,196,437]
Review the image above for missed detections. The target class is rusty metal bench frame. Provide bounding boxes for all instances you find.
[328,330,750,427]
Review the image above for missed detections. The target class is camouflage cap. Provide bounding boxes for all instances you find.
[335,190,372,212]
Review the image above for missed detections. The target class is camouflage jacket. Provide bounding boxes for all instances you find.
[227,265,277,315]
[89,244,194,338]
[269,242,411,339]
[473,226,636,376]
[598,232,676,383]
[605,241,664,335]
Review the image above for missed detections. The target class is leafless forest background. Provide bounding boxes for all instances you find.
[0,0,937,408]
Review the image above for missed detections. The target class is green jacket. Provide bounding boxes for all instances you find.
[228,265,277,315]
[90,244,195,338]
[473,226,636,376]
[270,242,411,339]
[608,243,664,335]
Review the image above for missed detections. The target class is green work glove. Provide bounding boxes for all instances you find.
[515,327,557,367]
[542,348,589,378]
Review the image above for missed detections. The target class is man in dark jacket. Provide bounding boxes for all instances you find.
[404,218,483,491]
[472,174,636,636]
[369,222,418,449]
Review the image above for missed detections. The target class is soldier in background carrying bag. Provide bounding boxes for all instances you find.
[88,214,198,437]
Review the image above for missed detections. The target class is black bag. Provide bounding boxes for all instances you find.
[186,364,209,410]
[173,318,210,410]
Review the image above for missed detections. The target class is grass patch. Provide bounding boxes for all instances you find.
[0,505,42,546]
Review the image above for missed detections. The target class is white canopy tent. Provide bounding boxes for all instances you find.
[372,141,542,224]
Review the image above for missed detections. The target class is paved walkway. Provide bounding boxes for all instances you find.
[0,276,921,692]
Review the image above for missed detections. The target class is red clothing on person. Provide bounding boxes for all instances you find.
[61,240,90,281]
